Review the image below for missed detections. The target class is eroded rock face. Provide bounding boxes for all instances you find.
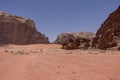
[61,38,80,50]
[54,32,95,49]
[0,11,49,44]
[94,6,120,50]
[54,33,75,44]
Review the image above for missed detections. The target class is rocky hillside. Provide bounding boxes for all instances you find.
[94,6,120,50]
[0,11,49,44]
[54,32,95,49]
[54,32,95,44]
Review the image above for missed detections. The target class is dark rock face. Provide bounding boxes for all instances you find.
[54,33,78,50]
[54,33,75,44]
[61,38,80,50]
[78,37,91,49]
[71,32,95,49]
[54,32,95,50]
[0,12,49,44]
[94,6,120,50]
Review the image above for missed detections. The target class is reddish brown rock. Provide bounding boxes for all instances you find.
[0,11,49,44]
[94,6,120,49]
[54,33,75,44]
[54,32,95,50]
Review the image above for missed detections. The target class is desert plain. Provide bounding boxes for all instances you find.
[0,44,120,80]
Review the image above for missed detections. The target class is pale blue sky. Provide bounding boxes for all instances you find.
[0,0,120,42]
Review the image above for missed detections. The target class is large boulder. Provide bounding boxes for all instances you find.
[71,32,95,49]
[61,38,80,50]
[94,6,120,50]
[0,11,49,44]
[71,32,95,39]
[54,33,75,44]
[54,32,95,49]
[54,33,77,50]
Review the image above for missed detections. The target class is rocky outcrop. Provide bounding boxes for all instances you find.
[54,32,95,49]
[54,33,75,44]
[0,11,49,44]
[94,6,120,50]
[71,32,95,39]
[61,38,80,50]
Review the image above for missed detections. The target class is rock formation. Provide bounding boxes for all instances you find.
[94,6,120,50]
[54,32,95,49]
[61,38,80,50]
[54,33,75,44]
[0,11,49,44]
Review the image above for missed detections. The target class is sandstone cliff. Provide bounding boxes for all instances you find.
[0,11,49,44]
[54,32,95,49]
[94,6,120,50]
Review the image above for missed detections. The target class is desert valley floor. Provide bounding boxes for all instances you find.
[0,44,120,80]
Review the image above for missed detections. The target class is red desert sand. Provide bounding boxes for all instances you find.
[0,44,120,80]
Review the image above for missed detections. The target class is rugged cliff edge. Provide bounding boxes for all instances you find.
[94,6,120,50]
[0,11,49,44]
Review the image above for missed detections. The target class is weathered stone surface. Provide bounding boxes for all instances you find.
[0,11,49,44]
[54,32,95,49]
[54,33,75,44]
[94,6,120,50]
[61,38,80,50]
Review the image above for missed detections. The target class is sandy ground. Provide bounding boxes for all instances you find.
[0,44,120,80]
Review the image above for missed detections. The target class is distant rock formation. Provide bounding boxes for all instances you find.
[54,33,75,44]
[94,6,120,50]
[0,11,49,44]
[54,32,95,49]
